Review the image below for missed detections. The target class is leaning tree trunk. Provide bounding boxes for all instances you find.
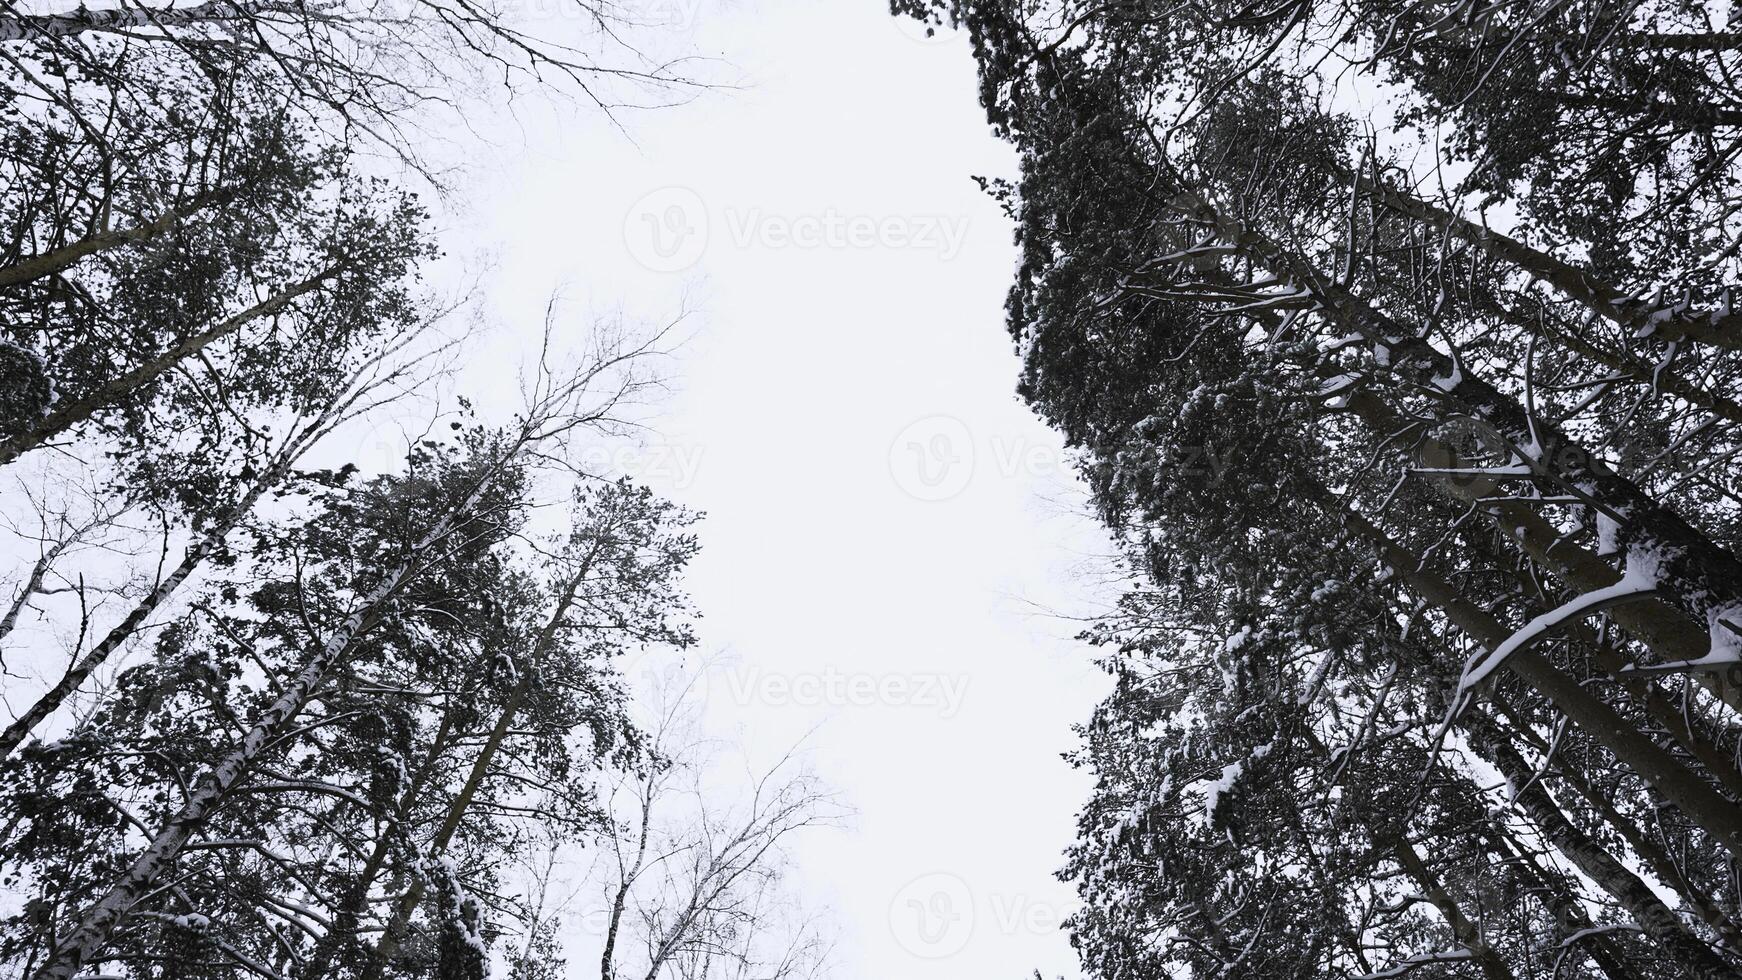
[0,267,338,466]
[1388,836,1517,980]
[0,0,286,41]
[0,188,240,290]
[300,712,460,980]
[1171,183,1742,650]
[1336,385,1742,712]
[1351,168,1742,352]
[0,381,357,757]
[1336,501,1742,858]
[1480,828,1639,980]
[1464,708,1742,980]
[1489,693,1742,955]
[29,424,531,980]
[360,562,596,979]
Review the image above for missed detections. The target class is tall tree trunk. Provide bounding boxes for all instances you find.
[1389,836,1516,980]
[1473,517,1742,795]
[599,785,655,980]
[1490,694,1742,956]
[1339,388,1742,710]
[1337,501,1742,858]
[1481,829,1640,980]
[300,711,459,980]
[360,563,595,979]
[29,429,527,980]
[0,389,350,757]
[0,533,77,646]
[1351,168,1742,351]
[1166,176,1742,647]
[1200,194,1742,642]
[0,0,284,41]
[1475,291,1742,428]
[1464,708,1742,980]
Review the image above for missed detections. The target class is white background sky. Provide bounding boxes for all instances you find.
[396,1,1121,978]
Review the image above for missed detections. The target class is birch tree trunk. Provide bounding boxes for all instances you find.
[29,420,532,980]
[0,378,359,757]
[0,0,291,41]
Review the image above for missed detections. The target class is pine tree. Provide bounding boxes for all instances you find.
[899,0,1742,973]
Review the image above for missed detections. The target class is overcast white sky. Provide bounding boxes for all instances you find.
[392,1,1120,978]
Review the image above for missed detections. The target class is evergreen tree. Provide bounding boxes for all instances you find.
[897,0,1742,974]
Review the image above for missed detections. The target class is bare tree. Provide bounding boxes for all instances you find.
[0,481,137,653]
[599,668,841,980]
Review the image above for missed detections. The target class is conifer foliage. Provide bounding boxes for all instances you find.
[898,0,1742,976]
